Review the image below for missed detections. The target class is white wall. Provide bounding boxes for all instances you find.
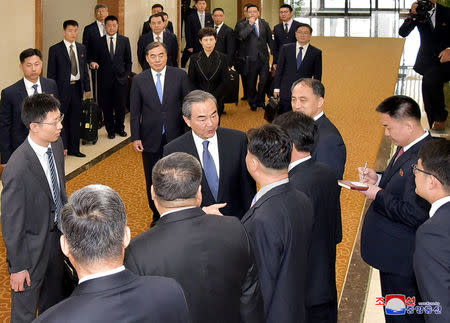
[0,0,35,93]
[42,0,96,75]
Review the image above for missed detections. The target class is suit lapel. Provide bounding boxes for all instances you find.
[17,80,28,101]
[24,141,53,200]
[216,128,225,200]
[51,139,67,202]
[161,67,169,107]
[59,41,71,65]
[145,70,162,107]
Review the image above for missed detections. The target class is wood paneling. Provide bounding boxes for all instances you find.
[100,0,125,34]
[237,0,261,20]
[35,0,43,50]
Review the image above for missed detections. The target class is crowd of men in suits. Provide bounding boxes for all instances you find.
[1,1,449,323]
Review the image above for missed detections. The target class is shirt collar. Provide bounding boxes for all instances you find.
[283,19,293,26]
[429,196,450,218]
[254,178,289,204]
[106,33,117,40]
[215,22,224,29]
[153,32,163,39]
[192,130,218,147]
[151,66,167,78]
[23,77,41,92]
[288,155,311,172]
[297,41,310,50]
[160,206,197,218]
[313,111,324,121]
[402,130,429,152]
[78,265,126,284]
[63,39,76,48]
[27,135,50,157]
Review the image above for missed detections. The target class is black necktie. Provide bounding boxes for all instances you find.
[297,46,303,70]
[32,84,38,94]
[284,23,288,33]
[109,37,114,60]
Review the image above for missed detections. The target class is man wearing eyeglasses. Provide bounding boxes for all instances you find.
[413,139,450,323]
[1,94,69,322]
[358,95,431,323]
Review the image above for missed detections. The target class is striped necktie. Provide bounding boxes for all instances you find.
[46,148,63,225]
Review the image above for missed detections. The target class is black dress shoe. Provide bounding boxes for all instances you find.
[116,130,127,137]
[108,133,115,139]
[250,105,257,111]
[68,152,86,158]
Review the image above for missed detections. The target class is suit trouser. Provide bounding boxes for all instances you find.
[10,230,66,323]
[246,57,270,108]
[61,82,82,154]
[98,79,126,135]
[380,271,424,323]
[141,134,167,225]
[422,62,450,127]
[306,298,338,323]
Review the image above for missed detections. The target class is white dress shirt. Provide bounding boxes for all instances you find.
[160,206,197,218]
[96,20,106,37]
[192,131,220,179]
[79,265,125,284]
[63,39,80,81]
[214,22,224,33]
[197,11,205,28]
[296,42,309,61]
[23,77,42,96]
[253,178,289,204]
[288,155,312,172]
[151,66,166,93]
[282,19,293,32]
[313,111,324,121]
[106,33,117,55]
[429,196,450,218]
[153,32,164,43]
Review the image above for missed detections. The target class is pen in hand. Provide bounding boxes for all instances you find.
[362,161,368,181]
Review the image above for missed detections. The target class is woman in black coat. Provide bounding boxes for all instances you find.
[188,27,229,117]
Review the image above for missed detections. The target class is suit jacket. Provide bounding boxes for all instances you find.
[361,135,432,276]
[242,182,314,323]
[414,202,450,323]
[399,3,450,75]
[0,78,58,163]
[235,18,272,63]
[185,11,213,52]
[125,207,264,323]
[163,127,256,218]
[215,23,235,67]
[82,21,102,60]
[142,20,174,35]
[274,43,322,100]
[137,30,179,70]
[1,137,67,282]
[188,50,229,100]
[313,114,346,180]
[130,66,190,152]
[89,34,132,88]
[289,158,339,307]
[271,20,302,64]
[47,41,91,102]
[32,269,190,323]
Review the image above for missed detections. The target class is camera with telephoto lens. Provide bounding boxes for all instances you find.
[412,0,434,22]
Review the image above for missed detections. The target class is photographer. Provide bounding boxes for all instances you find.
[399,0,450,131]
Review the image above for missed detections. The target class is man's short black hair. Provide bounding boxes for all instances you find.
[152,3,164,10]
[247,4,259,11]
[291,78,325,98]
[213,8,224,14]
[247,124,292,170]
[21,93,60,129]
[375,95,421,121]
[145,41,167,56]
[419,139,450,191]
[61,185,127,266]
[296,22,313,34]
[198,27,217,40]
[152,152,203,201]
[19,48,42,63]
[273,112,318,153]
[280,4,293,11]
[149,12,165,23]
[105,15,119,24]
[63,20,78,29]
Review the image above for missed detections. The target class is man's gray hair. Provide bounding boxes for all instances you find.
[60,184,126,266]
[182,90,217,119]
[95,3,108,11]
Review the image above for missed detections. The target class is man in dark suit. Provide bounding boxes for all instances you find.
[33,184,190,323]
[358,95,432,323]
[234,4,272,111]
[242,124,314,323]
[274,112,340,323]
[234,3,251,100]
[137,13,178,70]
[399,1,450,131]
[131,42,190,223]
[182,0,213,67]
[82,4,108,60]
[291,78,346,179]
[212,8,235,67]
[274,23,322,113]
[163,90,256,219]
[141,4,174,35]
[271,4,301,70]
[89,15,132,139]
[413,139,450,323]
[48,20,91,158]
[1,94,67,322]
[0,48,58,165]
[125,152,264,323]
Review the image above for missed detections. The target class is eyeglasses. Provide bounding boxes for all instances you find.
[411,163,442,183]
[36,113,64,127]
[296,31,311,35]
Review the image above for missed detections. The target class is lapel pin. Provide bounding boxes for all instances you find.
[399,169,404,177]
